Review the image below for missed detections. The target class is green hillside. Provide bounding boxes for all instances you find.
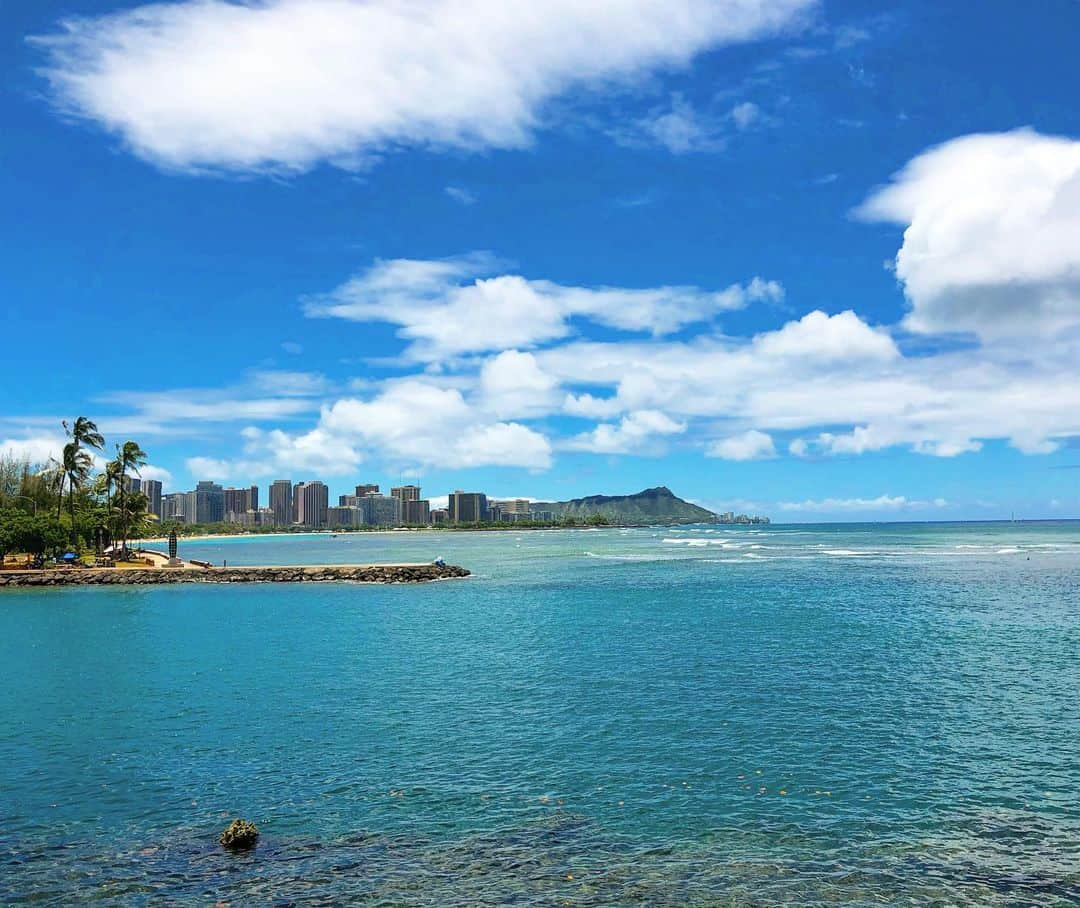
[537,486,716,526]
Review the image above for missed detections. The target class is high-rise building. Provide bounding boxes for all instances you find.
[123,476,142,494]
[391,484,421,503]
[221,485,258,519]
[270,480,292,526]
[494,499,531,516]
[191,481,224,523]
[223,486,254,521]
[143,479,163,519]
[449,490,488,523]
[359,493,401,527]
[162,492,185,521]
[327,506,362,528]
[301,481,329,528]
[293,482,306,524]
[403,499,431,525]
[355,483,380,497]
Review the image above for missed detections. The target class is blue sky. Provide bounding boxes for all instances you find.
[3,0,1080,520]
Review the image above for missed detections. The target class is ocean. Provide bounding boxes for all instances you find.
[2,522,1078,905]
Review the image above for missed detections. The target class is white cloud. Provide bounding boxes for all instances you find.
[319,382,552,469]
[445,186,477,206]
[34,0,815,174]
[778,494,948,512]
[1,434,172,486]
[535,305,1080,457]
[706,429,776,460]
[1,435,68,466]
[626,94,725,154]
[857,129,1080,339]
[305,255,784,360]
[136,463,174,486]
[249,370,331,397]
[565,409,685,454]
[751,309,897,361]
[729,101,762,131]
[479,351,559,419]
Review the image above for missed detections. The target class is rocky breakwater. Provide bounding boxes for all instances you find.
[0,563,470,588]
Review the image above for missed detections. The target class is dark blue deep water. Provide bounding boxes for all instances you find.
[2,523,1078,905]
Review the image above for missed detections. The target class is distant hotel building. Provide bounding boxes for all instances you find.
[294,481,328,528]
[391,485,420,502]
[355,483,380,497]
[270,480,292,526]
[361,493,401,527]
[449,491,487,523]
[143,479,163,519]
[403,499,430,525]
[224,485,259,522]
[490,498,532,522]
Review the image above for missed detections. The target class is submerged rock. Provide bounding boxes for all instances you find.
[220,819,259,850]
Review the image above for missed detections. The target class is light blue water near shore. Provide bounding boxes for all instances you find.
[2,522,1079,905]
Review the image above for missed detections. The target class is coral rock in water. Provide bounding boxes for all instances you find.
[219,819,259,849]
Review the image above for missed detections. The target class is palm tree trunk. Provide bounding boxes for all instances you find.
[56,474,65,521]
[118,468,126,556]
[68,483,77,547]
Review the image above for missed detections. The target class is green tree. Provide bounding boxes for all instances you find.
[0,510,67,561]
[586,513,610,526]
[45,419,106,528]
[60,441,92,542]
[111,441,148,555]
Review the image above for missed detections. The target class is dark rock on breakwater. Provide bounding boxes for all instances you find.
[0,563,470,588]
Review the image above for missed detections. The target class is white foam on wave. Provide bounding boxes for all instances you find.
[583,551,657,562]
[823,549,874,557]
[663,538,714,546]
[996,547,1021,554]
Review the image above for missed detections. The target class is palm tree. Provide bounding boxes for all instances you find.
[59,417,104,535]
[115,490,151,546]
[61,441,92,544]
[44,457,66,521]
[112,441,147,555]
[65,417,105,454]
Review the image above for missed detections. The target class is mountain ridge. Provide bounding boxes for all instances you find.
[534,486,716,526]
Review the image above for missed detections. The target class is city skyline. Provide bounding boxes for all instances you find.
[3,1,1080,523]
[151,478,572,528]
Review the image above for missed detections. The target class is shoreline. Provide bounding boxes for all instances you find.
[0,563,471,588]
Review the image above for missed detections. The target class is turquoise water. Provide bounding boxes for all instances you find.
[2,522,1079,905]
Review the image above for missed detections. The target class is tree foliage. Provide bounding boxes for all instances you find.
[0,417,151,561]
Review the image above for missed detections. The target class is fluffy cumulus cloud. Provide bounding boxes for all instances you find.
[187,380,552,477]
[858,129,1080,339]
[34,0,815,173]
[535,303,1080,457]
[305,255,784,360]
[479,351,560,419]
[706,429,776,460]
[565,410,686,454]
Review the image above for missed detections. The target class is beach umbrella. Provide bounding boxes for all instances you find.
[62,552,78,562]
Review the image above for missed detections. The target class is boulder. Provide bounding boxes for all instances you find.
[219,818,259,850]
